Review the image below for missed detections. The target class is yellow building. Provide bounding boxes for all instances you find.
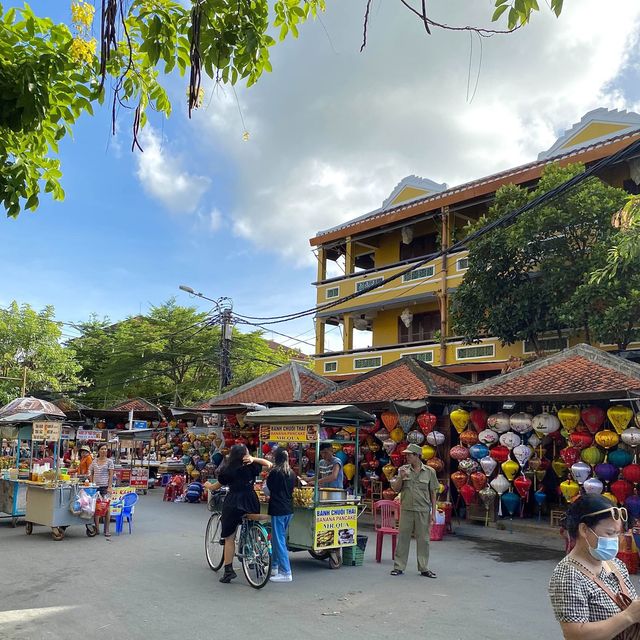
[310,108,640,382]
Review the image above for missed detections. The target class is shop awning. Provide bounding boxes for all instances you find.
[244,404,375,425]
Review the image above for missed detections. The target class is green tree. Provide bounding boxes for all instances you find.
[0,301,82,405]
[451,163,629,355]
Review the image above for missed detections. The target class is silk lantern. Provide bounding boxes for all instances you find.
[602,491,617,506]
[470,408,488,433]
[560,446,581,466]
[583,477,604,495]
[398,414,415,434]
[389,427,404,444]
[343,462,356,481]
[513,444,532,467]
[487,412,511,434]
[376,428,390,442]
[382,463,396,481]
[595,430,620,452]
[459,483,477,505]
[499,432,521,450]
[490,474,510,515]
[478,429,499,446]
[417,412,437,435]
[611,479,634,505]
[559,479,580,502]
[470,471,488,491]
[421,445,436,461]
[501,491,521,518]
[426,431,445,447]
[514,475,532,500]
[608,405,634,435]
[510,413,533,435]
[622,463,640,484]
[569,432,593,451]
[427,458,444,474]
[470,443,490,461]
[479,486,498,511]
[501,459,520,481]
[532,413,560,436]
[625,495,640,519]
[558,406,581,432]
[459,459,479,475]
[406,430,425,446]
[621,427,640,448]
[609,448,634,468]
[450,445,470,461]
[451,470,468,490]
[594,462,618,483]
[390,451,403,467]
[460,430,479,447]
[527,433,542,450]
[489,445,510,463]
[571,461,591,485]
[450,408,470,434]
[382,439,397,455]
[552,458,568,478]
[582,406,606,434]
[581,445,605,468]
[480,456,498,476]
[381,411,399,431]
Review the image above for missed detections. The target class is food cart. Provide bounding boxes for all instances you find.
[0,425,29,527]
[244,404,375,569]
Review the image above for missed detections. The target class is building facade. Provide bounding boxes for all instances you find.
[310,109,640,382]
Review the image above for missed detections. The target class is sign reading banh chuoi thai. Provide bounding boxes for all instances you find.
[259,424,319,443]
[31,421,63,441]
[313,504,358,550]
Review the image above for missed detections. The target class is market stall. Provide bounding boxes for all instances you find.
[245,404,375,568]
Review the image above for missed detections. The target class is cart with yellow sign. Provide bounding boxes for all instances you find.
[244,405,374,569]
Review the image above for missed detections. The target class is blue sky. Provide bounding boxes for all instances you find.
[2,1,640,352]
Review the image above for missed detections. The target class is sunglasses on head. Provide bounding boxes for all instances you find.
[581,507,628,523]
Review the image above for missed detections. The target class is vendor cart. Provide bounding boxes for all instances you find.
[0,425,29,526]
[245,404,374,569]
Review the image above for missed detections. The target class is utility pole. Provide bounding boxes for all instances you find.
[219,301,233,393]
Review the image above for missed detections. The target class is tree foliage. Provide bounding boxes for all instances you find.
[450,163,635,354]
[0,301,82,405]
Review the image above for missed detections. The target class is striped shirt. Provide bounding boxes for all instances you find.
[90,458,114,487]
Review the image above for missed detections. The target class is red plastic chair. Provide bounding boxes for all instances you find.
[373,500,401,563]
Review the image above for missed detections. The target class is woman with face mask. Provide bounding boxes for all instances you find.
[549,494,640,640]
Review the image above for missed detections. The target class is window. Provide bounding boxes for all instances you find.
[356,277,384,293]
[354,356,382,369]
[398,312,440,343]
[323,361,338,373]
[326,287,339,299]
[523,337,568,354]
[402,351,434,363]
[456,257,469,271]
[402,265,435,282]
[456,345,495,360]
[400,233,438,261]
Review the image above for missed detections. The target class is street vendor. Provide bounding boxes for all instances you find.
[89,443,114,537]
[77,445,93,476]
[317,442,344,489]
[389,443,439,578]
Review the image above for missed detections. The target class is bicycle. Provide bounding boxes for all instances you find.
[205,489,272,589]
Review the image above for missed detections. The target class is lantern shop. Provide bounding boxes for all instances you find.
[313,357,465,527]
[445,344,640,533]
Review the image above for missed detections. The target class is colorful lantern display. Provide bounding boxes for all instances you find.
[470,408,488,433]
[513,444,532,467]
[625,495,640,519]
[406,430,425,446]
[480,456,498,476]
[594,462,618,483]
[459,459,480,475]
[621,427,640,448]
[459,484,477,505]
[559,479,580,502]
[451,470,468,490]
[389,427,404,443]
[382,463,396,481]
[557,406,581,432]
[487,412,511,434]
[609,448,634,468]
[608,405,634,435]
[499,432,522,450]
[478,429,499,446]
[513,475,532,500]
[570,461,591,485]
[489,445,510,463]
[459,430,479,447]
[479,487,498,513]
[583,477,604,495]
[581,445,605,467]
[582,406,606,434]
[450,408,470,434]
[427,458,444,474]
[425,431,445,447]
[398,414,415,433]
[343,462,356,481]
[417,412,437,435]
[382,439,396,455]
[595,429,620,452]
[450,445,470,461]
[532,413,560,436]
[501,459,519,481]
[470,471,488,491]
[501,492,521,518]
[610,479,634,505]
[381,411,399,431]
[509,413,533,435]
[469,444,490,461]
[622,463,640,484]
[421,444,436,461]
[560,446,581,466]
[490,474,510,515]
[569,431,593,451]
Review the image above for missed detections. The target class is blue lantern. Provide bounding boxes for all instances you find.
[469,444,490,461]
[609,449,633,469]
[501,491,521,517]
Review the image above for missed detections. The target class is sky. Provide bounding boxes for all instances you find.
[2,0,640,353]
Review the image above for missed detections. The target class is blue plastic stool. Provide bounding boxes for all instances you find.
[115,492,138,535]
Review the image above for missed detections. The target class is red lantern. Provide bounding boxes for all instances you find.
[459,430,479,447]
[342,444,355,457]
[381,411,399,431]
[611,479,634,505]
[569,432,593,451]
[489,445,510,463]
[261,443,271,455]
[417,412,437,435]
[382,488,397,500]
[581,406,606,434]
[450,445,470,461]
[235,436,248,446]
[427,457,444,474]
[365,451,375,463]
[390,451,403,467]
[369,459,380,471]
[470,409,489,434]
[226,414,238,426]
[395,442,408,455]
[560,447,581,466]
[224,437,235,448]
[459,484,477,505]
[622,464,640,484]
[514,476,532,500]
[470,471,487,491]
[451,470,468,490]
[371,417,381,433]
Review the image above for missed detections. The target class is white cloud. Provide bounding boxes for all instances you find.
[135,126,210,214]
[195,0,640,263]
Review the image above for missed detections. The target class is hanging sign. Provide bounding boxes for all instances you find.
[132,420,148,430]
[259,424,318,443]
[130,467,149,488]
[31,421,63,441]
[314,504,358,550]
[76,430,104,442]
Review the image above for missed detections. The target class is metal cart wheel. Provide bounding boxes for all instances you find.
[51,527,65,541]
[25,521,33,535]
[308,550,330,561]
[10,517,17,528]
[86,525,98,537]
[329,549,342,569]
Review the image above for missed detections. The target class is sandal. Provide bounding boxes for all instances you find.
[104,532,112,538]
[389,569,403,576]
[420,570,437,578]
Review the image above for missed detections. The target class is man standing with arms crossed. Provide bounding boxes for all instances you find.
[389,443,439,577]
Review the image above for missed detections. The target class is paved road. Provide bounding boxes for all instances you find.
[0,490,567,640]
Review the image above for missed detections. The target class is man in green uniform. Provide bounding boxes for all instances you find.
[389,443,439,577]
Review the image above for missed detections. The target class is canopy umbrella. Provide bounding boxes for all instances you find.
[0,397,66,423]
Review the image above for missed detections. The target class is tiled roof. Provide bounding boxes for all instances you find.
[207,363,335,406]
[314,357,465,404]
[265,340,311,362]
[461,344,640,400]
[108,397,164,413]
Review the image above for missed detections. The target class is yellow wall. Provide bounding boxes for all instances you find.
[562,122,627,149]
[391,186,429,205]
[374,231,400,267]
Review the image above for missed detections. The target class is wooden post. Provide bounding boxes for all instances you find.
[439,207,450,366]
[21,367,27,397]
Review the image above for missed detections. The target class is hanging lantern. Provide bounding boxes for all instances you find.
[513,444,532,467]
[581,445,605,468]
[382,463,396,481]
[417,412,437,435]
[382,439,396,455]
[594,462,618,483]
[621,427,640,448]
[398,414,415,434]
[480,456,498,476]
[406,430,425,446]
[421,444,436,461]
[450,408,470,434]
[559,479,580,503]
[560,446,581,466]
[514,475,532,500]
[479,486,498,512]
[609,448,634,468]
[450,445,470,461]
[570,461,591,485]
[551,458,568,479]
[389,427,404,443]
[459,484,477,505]
[400,307,413,328]
[581,406,606,434]
[501,459,519,481]
[470,408,489,433]
[459,459,480,475]
[489,445,510,463]
[487,413,511,434]
[509,413,533,435]
[527,433,542,450]
[602,491,618,506]
[451,470,468,490]
[427,457,444,474]
[534,490,547,508]
[381,411,399,431]
[478,429,499,446]
[469,443,490,461]
[499,432,522,451]
[470,471,488,491]
[501,492,521,517]
[608,405,634,434]
[625,495,640,519]
[583,477,604,495]
[622,463,640,484]
[610,479,634,505]
[532,413,560,436]
[490,473,510,496]
[426,431,445,447]
[460,430,479,448]
[343,462,356,481]
[376,428,390,442]
[595,430,620,451]
[557,406,581,432]
[569,432,593,451]
[390,451,403,467]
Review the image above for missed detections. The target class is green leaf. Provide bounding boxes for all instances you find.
[492,4,509,21]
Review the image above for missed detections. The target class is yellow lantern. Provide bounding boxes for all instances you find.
[331,442,343,453]
[560,479,580,503]
[608,405,634,435]
[595,429,620,451]
[390,427,404,443]
[558,406,581,433]
[343,462,356,481]
[438,482,446,495]
[382,463,396,481]
[421,445,436,461]
[450,408,470,434]
[368,438,381,453]
[581,445,604,467]
[602,491,618,506]
[236,413,246,428]
[501,459,519,481]
[552,458,568,478]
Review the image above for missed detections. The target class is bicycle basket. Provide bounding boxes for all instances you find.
[208,488,228,512]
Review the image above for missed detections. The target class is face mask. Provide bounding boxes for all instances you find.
[587,528,619,561]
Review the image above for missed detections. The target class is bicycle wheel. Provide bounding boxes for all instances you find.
[241,522,272,589]
[205,513,225,571]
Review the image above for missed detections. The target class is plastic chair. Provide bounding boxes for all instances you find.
[373,500,401,563]
[115,493,138,535]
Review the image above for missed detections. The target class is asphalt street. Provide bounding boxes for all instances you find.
[0,490,570,640]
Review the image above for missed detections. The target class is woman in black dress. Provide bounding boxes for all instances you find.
[216,444,272,583]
